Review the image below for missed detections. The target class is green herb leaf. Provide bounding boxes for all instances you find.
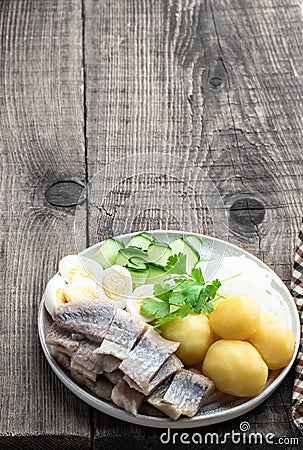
[153,304,192,327]
[191,267,204,284]
[153,283,173,301]
[139,252,222,327]
[165,253,187,275]
[140,297,170,318]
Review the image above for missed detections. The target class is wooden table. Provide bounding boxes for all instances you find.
[1,0,302,448]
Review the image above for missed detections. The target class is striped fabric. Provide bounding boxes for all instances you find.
[290,221,303,432]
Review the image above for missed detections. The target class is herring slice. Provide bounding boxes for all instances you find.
[147,379,181,420]
[111,380,145,416]
[71,371,113,401]
[148,369,215,419]
[53,299,114,343]
[70,360,98,382]
[46,322,82,354]
[119,328,179,391]
[94,308,148,359]
[71,339,120,374]
[124,354,183,395]
[103,369,124,385]
[71,339,105,374]
[51,346,71,371]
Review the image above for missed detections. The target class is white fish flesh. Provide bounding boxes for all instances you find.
[124,354,183,395]
[94,307,148,359]
[46,322,82,354]
[148,369,215,419]
[111,380,145,416]
[119,328,179,392]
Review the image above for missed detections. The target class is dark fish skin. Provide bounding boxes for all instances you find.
[119,328,179,391]
[111,381,145,416]
[53,299,114,343]
[46,322,81,354]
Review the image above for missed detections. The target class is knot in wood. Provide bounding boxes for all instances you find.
[209,76,222,87]
[229,197,265,233]
[45,181,84,207]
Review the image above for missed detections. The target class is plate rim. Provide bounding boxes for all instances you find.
[38,229,300,429]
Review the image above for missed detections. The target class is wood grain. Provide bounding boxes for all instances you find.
[83,0,303,448]
[0,0,90,447]
[0,0,302,448]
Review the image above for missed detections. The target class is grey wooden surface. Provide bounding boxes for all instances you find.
[0,0,302,449]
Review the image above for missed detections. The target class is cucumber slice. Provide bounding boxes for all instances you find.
[128,268,149,290]
[184,235,203,255]
[148,242,172,267]
[92,238,124,269]
[170,237,199,271]
[139,232,155,242]
[146,263,167,285]
[126,256,148,270]
[116,247,148,268]
[127,233,154,250]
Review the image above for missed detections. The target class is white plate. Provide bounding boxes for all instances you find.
[38,230,300,428]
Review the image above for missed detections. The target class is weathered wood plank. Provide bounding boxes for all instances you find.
[0,0,90,447]
[83,0,303,447]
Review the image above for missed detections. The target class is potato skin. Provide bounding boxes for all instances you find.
[161,314,213,366]
[209,296,260,340]
[249,313,296,370]
[202,340,268,397]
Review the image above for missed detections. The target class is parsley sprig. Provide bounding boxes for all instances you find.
[140,253,221,327]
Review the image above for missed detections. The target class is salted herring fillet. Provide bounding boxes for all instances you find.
[147,379,181,420]
[53,299,114,343]
[46,322,82,354]
[111,380,145,416]
[119,328,179,391]
[163,369,215,417]
[70,360,98,382]
[103,369,124,385]
[71,339,121,375]
[51,346,71,371]
[138,401,165,417]
[94,308,148,359]
[71,339,106,374]
[71,371,113,401]
[148,369,215,420]
[50,344,75,358]
[124,354,183,395]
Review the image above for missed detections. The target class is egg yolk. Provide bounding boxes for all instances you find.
[102,273,128,301]
[68,265,92,283]
[66,285,98,302]
[56,288,67,305]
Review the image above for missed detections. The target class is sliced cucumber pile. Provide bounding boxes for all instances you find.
[92,232,203,287]
[126,232,154,250]
[170,237,199,270]
[92,237,124,269]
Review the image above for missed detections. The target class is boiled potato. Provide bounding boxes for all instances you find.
[249,313,296,370]
[209,296,260,340]
[202,340,268,397]
[161,313,213,366]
